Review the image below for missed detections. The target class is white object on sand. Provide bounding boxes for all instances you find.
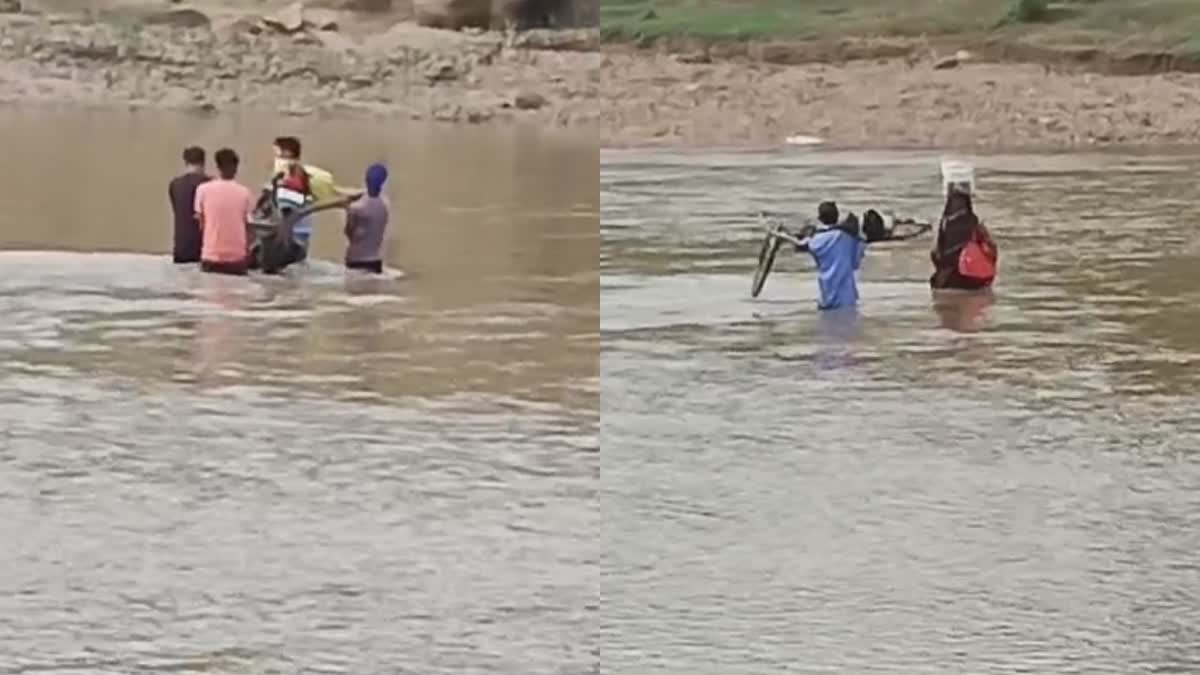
[784,134,824,146]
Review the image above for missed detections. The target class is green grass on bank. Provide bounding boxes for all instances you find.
[600,0,1200,55]
[601,0,995,40]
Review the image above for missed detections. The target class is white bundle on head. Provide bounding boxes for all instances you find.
[940,158,975,197]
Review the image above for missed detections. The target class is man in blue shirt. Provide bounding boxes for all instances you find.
[796,201,866,310]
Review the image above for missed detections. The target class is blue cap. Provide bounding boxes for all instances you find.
[365,163,388,197]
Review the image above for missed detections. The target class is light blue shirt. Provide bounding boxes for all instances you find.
[291,215,313,241]
[806,228,866,310]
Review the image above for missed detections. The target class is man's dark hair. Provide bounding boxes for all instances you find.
[182,146,205,166]
[214,148,239,178]
[817,201,839,226]
[274,136,302,159]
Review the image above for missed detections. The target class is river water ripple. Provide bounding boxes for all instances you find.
[601,148,1200,675]
[0,110,599,674]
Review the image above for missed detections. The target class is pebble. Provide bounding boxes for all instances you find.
[514,91,546,110]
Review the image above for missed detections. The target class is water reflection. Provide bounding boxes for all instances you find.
[816,306,864,341]
[190,273,249,384]
[933,289,994,333]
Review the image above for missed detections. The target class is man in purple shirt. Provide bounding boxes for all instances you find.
[167,146,210,263]
[343,163,390,274]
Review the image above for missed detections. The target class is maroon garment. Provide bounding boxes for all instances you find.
[168,171,210,263]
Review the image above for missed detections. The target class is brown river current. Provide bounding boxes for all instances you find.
[601,148,1200,674]
[0,109,598,673]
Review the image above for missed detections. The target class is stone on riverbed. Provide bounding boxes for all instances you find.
[143,9,212,30]
[261,3,339,34]
[413,0,491,30]
[514,91,546,110]
[933,50,973,70]
[264,3,306,33]
[336,0,392,10]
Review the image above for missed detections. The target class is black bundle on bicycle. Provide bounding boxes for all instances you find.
[247,190,298,275]
[863,210,888,242]
[245,194,361,275]
[749,210,932,298]
[250,227,307,275]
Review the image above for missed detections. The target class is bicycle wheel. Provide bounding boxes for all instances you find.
[751,230,784,298]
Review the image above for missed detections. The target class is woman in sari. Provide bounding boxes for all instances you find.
[929,189,998,290]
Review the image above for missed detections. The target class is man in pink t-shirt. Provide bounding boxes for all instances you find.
[194,147,254,275]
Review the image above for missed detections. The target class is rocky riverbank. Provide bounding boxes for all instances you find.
[5,1,1200,150]
[596,43,1200,149]
[0,6,600,129]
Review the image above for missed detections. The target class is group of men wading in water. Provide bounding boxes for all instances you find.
[167,136,390,276]
[793,172,999,311]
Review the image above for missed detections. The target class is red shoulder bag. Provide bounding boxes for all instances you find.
[957,223,997,282]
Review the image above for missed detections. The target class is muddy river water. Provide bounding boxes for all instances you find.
[0,109,598,673]
[602,149,1200,673]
